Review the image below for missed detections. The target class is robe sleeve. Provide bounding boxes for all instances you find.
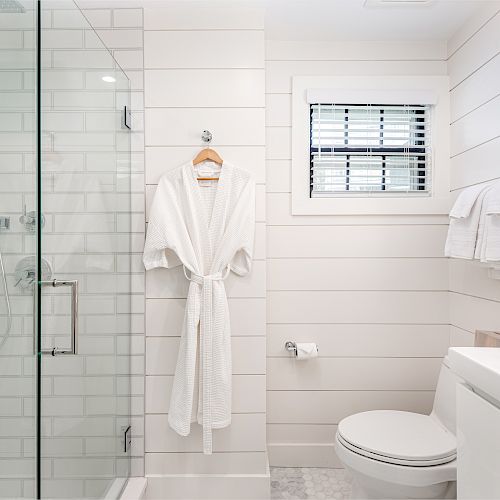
[143,177,182,271]
[229,177,255,276]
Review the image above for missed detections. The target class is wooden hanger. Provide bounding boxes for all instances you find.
[193,130,223,181]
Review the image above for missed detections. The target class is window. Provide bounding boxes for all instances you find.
[310,103,430,197]
[291,76,449,215]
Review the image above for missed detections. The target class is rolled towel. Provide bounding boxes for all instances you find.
[445,184,492,259]
[295,343,319,360]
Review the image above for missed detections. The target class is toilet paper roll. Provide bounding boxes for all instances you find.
[295,343,318,360]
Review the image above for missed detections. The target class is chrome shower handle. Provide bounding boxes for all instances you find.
[40,279,78,356]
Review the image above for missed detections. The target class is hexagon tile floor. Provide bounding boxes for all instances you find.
[270,467,353,499]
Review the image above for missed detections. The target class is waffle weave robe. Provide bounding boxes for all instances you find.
[143,161,255,454]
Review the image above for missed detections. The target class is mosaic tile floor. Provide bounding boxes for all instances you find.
[270,467,353,499]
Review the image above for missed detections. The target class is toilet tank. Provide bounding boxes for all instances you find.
[431,356,459,435]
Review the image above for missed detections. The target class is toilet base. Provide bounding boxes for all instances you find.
[346,466,456,500]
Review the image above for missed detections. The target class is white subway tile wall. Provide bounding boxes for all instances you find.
[448,7,500,345]
[0,5,145,497]
[265,39,451,467]
[143,5,267,480]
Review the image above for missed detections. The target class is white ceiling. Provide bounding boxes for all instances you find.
[76,0,492,42]
[263,0,490,41]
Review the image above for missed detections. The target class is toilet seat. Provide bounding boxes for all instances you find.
[337,410,456,467]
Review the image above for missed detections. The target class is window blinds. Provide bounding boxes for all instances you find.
[310,103,430,196]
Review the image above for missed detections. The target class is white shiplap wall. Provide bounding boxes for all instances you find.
[143,6,268,496]
[448,4,500,346]
[265,39,452,467]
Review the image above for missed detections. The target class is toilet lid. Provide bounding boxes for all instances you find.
[338,411,456,466]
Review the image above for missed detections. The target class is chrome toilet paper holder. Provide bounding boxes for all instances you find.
[285,341,319,355]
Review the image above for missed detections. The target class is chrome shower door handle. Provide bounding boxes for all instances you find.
[40,279,78,355]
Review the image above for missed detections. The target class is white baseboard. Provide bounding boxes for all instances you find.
[145,472,270,500]
[144,454,270,500]
[268,443,342,468]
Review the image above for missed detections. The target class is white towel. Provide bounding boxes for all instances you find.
[445,184,492,259]
[476,184,500,262]
[449,183,490,218]
[485,193,500,215]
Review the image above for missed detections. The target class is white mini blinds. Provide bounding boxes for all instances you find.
[310,103,430,197]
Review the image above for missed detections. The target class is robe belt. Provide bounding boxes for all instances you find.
[183,265,230,454]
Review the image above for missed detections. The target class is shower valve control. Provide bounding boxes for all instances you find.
[19,205,44,232]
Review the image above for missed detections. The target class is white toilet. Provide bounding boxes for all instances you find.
[334,356,458,499]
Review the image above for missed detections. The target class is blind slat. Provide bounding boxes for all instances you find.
[310,103,430,195]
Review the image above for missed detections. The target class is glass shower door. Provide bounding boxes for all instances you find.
[38,2,132,498]
[0,1,37,498]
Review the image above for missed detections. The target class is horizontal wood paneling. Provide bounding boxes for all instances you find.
[145,146,266,184]
[145,69,265,108]
[267,390,434,424]
[265,94,291,127]
[145,413,266,453]
[447,3,500,56]
[146,261,266,299]
[450,53,500,122]
[268,291,449,324]
[449,259,500,301]
[146,375,265,414]
[450,136,500,190]
[144,7,264,31]
[448,4,500,353]
[146,298,266,337]
[145,108,265,146]
[449,292,500,333]
[266,40,447,61]
[268,258,448,291]
[268,225,448,258]
[448,11,500,89]
[265,127,290,160]
[266,60,447,94]
[450,326,475,347]
[145,31,265,69]
[146,337,266,375]
[145,451,268,475]
[267,423,337,444]
[267,194,449,225]
[266,160,290,193]
[143,7,267,476]
[450,95,500,157]
[267,357,442,391]
[267,324,450,358]
[145,183,267,223]
[264,40,451,467]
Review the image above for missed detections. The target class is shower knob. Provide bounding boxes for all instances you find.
[19,205,44,232]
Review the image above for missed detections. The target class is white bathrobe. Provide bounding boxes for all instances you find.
[143,161,255,454]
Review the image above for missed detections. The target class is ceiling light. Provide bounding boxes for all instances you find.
[102,76,116,83]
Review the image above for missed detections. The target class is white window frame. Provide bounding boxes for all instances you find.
[291,75,450,215]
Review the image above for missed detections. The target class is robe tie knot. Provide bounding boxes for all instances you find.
[183,265,231,285]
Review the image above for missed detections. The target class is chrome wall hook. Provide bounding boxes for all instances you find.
[201,130,212,145]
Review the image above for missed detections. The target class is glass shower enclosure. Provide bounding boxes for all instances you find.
[0,1,134,497]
